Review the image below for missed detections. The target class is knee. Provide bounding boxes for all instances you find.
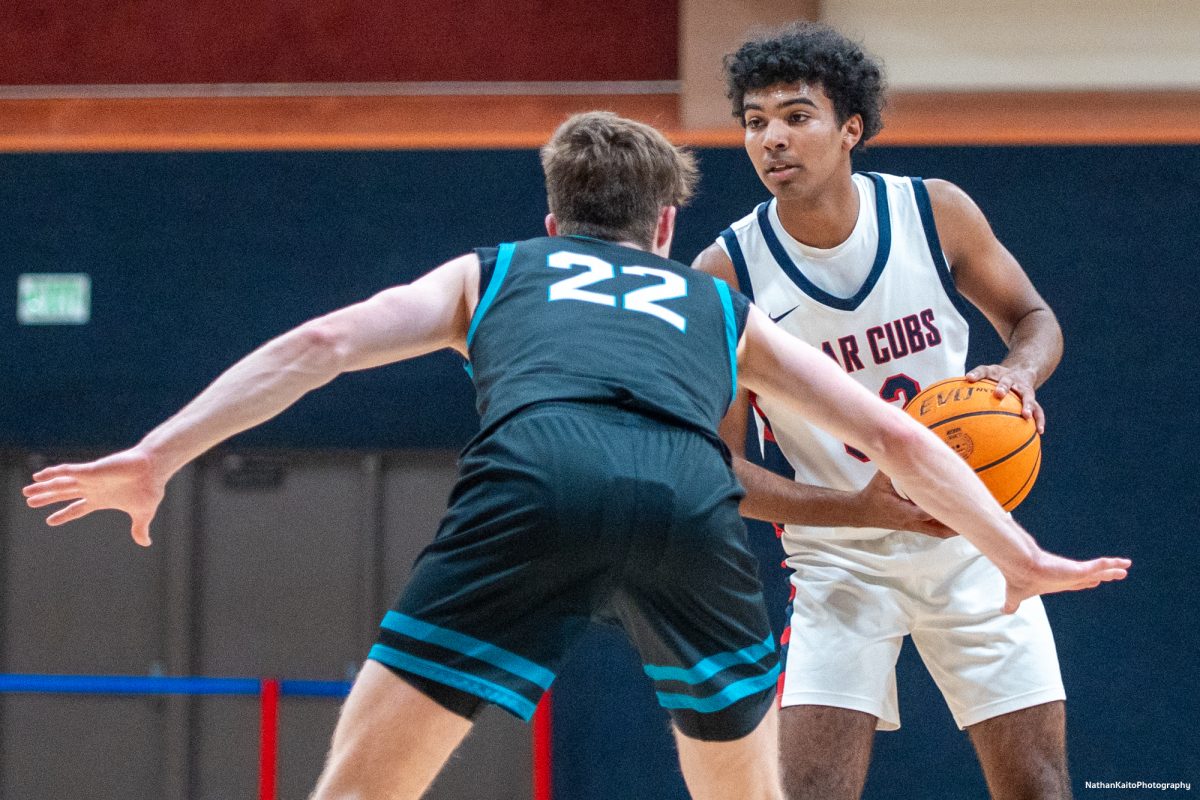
[998,758,1071,800]
[781,760,863,800]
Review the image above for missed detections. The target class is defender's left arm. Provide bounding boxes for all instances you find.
[926,179,1063,433]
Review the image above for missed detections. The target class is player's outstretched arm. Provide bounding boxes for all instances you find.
[23,254,479,545]
[717,386,953,537]
[737,305,1130,612]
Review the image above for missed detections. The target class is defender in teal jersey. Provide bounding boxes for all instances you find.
[24,112,1128,800]
[374,233,772,741]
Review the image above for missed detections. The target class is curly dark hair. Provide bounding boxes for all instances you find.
[724,22,886,152]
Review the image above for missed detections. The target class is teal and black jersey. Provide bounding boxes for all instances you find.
[466,235,750,446]
[374,235,778,739]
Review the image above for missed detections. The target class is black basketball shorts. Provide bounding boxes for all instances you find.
[369,401,778,741]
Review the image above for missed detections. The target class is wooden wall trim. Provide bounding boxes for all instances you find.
[2,90,1197,152]
[880,90,1200,146]
[0,95,682,152]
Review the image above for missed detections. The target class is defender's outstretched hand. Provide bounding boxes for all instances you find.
[23,449,164,547]
[1003,553,1131,614]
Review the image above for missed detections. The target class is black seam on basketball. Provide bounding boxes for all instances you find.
[1000,448,1042,508]
[973,429,1039,473]
[927,409,1026,429]
[969,431,1036,474]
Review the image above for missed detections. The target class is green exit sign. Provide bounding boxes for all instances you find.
[17,273,91,325]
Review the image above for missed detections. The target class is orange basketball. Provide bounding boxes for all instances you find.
[904,377,1041,511]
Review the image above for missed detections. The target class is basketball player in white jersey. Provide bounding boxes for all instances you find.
[694,24,1076,800]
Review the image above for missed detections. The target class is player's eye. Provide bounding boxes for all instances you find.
[745,117,764,130]
[789,112,810,124]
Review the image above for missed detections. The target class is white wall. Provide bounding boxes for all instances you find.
[823,0,1200,89]
[679,0,821,127]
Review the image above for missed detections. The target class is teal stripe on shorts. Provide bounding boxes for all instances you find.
[381,610,555,689]
[643,633,774,686]
[655,663,781,713]
[368,643,538,720]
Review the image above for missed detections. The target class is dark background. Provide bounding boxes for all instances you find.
[2,145,1197,797]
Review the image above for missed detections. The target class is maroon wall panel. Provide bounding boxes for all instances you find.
[0,1,677,84]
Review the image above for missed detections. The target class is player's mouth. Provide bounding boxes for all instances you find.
[763,162,801,181]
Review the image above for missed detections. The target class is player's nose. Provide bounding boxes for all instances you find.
[762,118,789,150]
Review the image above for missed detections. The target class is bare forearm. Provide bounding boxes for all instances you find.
[138,324,342,478]
[734,457,862,526]
[1000,307,1062,387]
[871,421,1038,574]
[134,259,473,481]
[740,307,1039,575]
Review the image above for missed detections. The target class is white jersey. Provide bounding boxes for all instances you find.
[719,172,970,542]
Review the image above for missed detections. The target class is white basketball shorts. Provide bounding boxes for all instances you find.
[779,530,1065,730]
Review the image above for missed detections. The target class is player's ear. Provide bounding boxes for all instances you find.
[545,214,558,237]
[842,114,863,152]
[654,206,677,255]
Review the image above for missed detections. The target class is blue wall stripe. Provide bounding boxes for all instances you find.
[466,240,515,347]
[643,633,773,686]
[655,664,781,713]
[280,679,351,698]
[0,673,352,698]
[381,610,554,689]
[0,674,259,695]
[713,278,739,405]
[369,644,537,721]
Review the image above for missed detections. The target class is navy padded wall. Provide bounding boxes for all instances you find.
[2,146,1197,797]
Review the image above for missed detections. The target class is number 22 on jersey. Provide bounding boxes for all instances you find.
[547,251,687,332]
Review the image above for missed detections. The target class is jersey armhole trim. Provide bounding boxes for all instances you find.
[466,241,515,348]
[713,278,739,406]
[910,177,974,321]
[719,226,755,303]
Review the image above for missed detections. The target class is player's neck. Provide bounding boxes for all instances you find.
[559,234,652,254]
[773,172,859,250]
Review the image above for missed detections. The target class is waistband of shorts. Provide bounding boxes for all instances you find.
[783,525,979,562]
[468,400,732,466]
[505,399,695,432]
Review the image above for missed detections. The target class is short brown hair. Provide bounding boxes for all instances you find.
[541,112,698,248]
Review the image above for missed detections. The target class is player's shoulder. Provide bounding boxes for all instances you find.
[691,204,766,289]
[918,178,991,236]
[863,171,969,204]
[863,170,913,190]
[691,242,738,287]
[920,177,973,207]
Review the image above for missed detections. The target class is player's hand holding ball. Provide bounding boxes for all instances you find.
[965,363,1044,433]
[905,377,1041,511]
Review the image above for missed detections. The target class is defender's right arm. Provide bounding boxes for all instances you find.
[736,304,1130,612]
[695,243,951,537]
[23,254,480,545]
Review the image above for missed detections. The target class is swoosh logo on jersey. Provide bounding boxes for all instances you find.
[769,305,801,323]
